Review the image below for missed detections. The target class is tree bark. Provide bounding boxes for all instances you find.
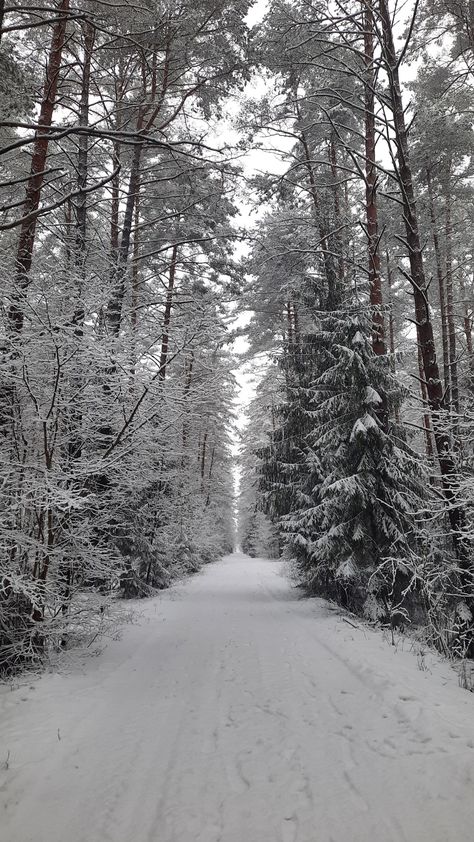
[426,167,450,396]
[107,131,143,335]
[417,344,434,459]
[130,183,141,334]
[286,300,294,348]
[205,444,215,507]
[0,0,5,41]
[363,1,386,357]
[329,134,345,285]
[106,34,172,335]
[182,351,194,447]
[297,113,341,309]
[159,245,179,382]
[445,178,460,426]
[68,21,94,464]
[378,0,467,553]
[8,0,70,334]
[385,247,396,372]
[459,270,474,372]
[200,430,208,482]
[74,21,95,289]
[385,246,401,424]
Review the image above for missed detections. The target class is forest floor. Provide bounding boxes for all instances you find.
[1,553,474,842]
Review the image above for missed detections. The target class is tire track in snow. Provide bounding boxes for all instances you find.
[1,553,474,842]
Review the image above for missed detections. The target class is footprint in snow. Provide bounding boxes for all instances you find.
[281,814,298,842]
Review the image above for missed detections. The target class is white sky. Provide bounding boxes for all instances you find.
[246,0,268,27]
[226,2,280,474]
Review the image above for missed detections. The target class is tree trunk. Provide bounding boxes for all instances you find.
[205,444,216,507]
[385,247,401,424]
[417,345,434,459]
[74,21,95,293]
[107,131,143,335]
[426,167,450,395]
[379,0,467,554]
[459,270,474,373]
[182,351,194,447]
[293,301,300,345]
[0,0,5,41]
[201,430,208,482]
[130,183,141,334]
[363,1,386,357]
[106,37,172,335]
[385,247,396,372]
[286,300,294,347]
[297,112,341,309]
[445,178,460,428]
[159,245,179,381]
[68,21,94,465]
[8,0,70,334]
[329,134,345,284]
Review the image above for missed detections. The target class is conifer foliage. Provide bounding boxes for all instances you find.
[282,308,428,620]
[241,0,474,655]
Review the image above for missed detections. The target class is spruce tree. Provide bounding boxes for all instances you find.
[283,305,433,622]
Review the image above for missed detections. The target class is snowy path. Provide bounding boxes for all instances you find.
[1,554,474,842]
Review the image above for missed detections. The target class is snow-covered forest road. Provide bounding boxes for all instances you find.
[2,554,474,842]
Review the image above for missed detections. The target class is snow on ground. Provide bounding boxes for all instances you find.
[1,553,474,842]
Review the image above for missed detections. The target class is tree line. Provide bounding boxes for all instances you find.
[0,0,250,672]
[239,0,474,658]
[2,0,474,674]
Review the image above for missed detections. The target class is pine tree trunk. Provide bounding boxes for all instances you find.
[417,345,434,459]
[363,1,386,357]
[205,444,215,507]
[297,110,341,309]
[106,36,172,335]
[68,22,95,464]
[73,21,95,292]
[293,301,300,345]
[159,245,179,381]
[426,167,450,395]
[182,352,194,447]
[109,56,126,276]
[130,184,141,334]
[385,247,401,424]
[8,0,70,334]
[385,247,396,372]
[286,301,294,347]
[445,179,460,428]
[128,176,141,390]
[459,271,474,372]
[378,0,467,554]
[329,134,345,284]
[107,130,143,335]
[201,430,208,482]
